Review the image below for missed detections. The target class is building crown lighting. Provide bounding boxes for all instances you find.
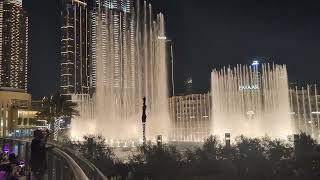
[252,61,259,66]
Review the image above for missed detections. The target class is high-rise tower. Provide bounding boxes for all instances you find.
[0,0,29,92]
[60,0,91,97]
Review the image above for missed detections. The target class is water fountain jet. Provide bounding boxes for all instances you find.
[71,0,170,141]
[211,63,292,138]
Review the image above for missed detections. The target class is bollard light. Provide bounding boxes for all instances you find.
[225,133,231,147]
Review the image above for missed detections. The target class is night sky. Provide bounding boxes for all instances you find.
[25,0,320,99]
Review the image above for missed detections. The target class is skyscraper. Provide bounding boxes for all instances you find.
[0,0,29,92]
[60,0,91,97]
[60,0,135,97]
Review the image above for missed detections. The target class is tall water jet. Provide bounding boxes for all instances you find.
[289,85,320,140]
[70,94,96,139]
[211,63,292,138]
[71,0,170,140]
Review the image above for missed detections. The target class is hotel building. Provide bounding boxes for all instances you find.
[169,93,211,142]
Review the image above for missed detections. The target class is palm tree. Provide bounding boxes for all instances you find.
[36,92,79,139]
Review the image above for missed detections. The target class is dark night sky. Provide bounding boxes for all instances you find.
[25,0,320,99]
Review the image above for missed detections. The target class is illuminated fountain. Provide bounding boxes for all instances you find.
[211,63,292,138]
[71,0,170,140]
[290,85,320,140]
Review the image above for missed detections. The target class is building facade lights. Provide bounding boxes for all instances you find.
[169,93,211,142]
[60,0,91,97]
[0,0,28,92]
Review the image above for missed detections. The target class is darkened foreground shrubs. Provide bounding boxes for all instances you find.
[64,135,129,178]
[65,133,320,180]
[129,144,182,180]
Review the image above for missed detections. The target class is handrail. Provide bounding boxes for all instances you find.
[64,147,108,180]
[1,138,90,180]
[52,147,89,180]
[48,141,108,180]
[2,138,108,180]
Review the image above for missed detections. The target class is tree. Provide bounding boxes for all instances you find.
[194,136,222,176]
[235,136,267,178]
[66,135,125,178]
[36,92,79,139]
[262,137,294,176]
[130,143,182,180]
[36,93,79,123]
[179,136,225,178]
[294,133,320,176]
[80,135,114,161]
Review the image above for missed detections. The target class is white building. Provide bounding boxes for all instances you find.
[169,93,211,142]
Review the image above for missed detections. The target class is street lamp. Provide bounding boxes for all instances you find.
[225,133,231,147]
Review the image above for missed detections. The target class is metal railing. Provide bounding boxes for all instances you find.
[48,141,108,180]
[0,138,108,180]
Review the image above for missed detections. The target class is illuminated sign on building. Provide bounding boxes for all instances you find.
[158,36,167,40]
[239,85,259,91]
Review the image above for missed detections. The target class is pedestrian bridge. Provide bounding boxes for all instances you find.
[0,138,108,180]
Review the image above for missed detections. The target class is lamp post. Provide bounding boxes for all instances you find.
[157,135,162,146]
[142,97,147,145]
[225,133,231,148]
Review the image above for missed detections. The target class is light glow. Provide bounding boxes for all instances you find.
[239,84,259,91]
[158,36,167,40]
[252,60,259,66]
[212,64,292,138]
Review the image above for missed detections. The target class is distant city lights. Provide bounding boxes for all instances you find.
[187,78,193,84]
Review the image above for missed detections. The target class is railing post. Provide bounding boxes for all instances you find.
[55,158,64,180]
[9,139,13,152]
[63,165,72,180]
[17,141,20,159]
[48,151,53,180]
[1,139,3,150]
[59,160,64,180]
[52,154,57,180]
[25,142,30,171]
